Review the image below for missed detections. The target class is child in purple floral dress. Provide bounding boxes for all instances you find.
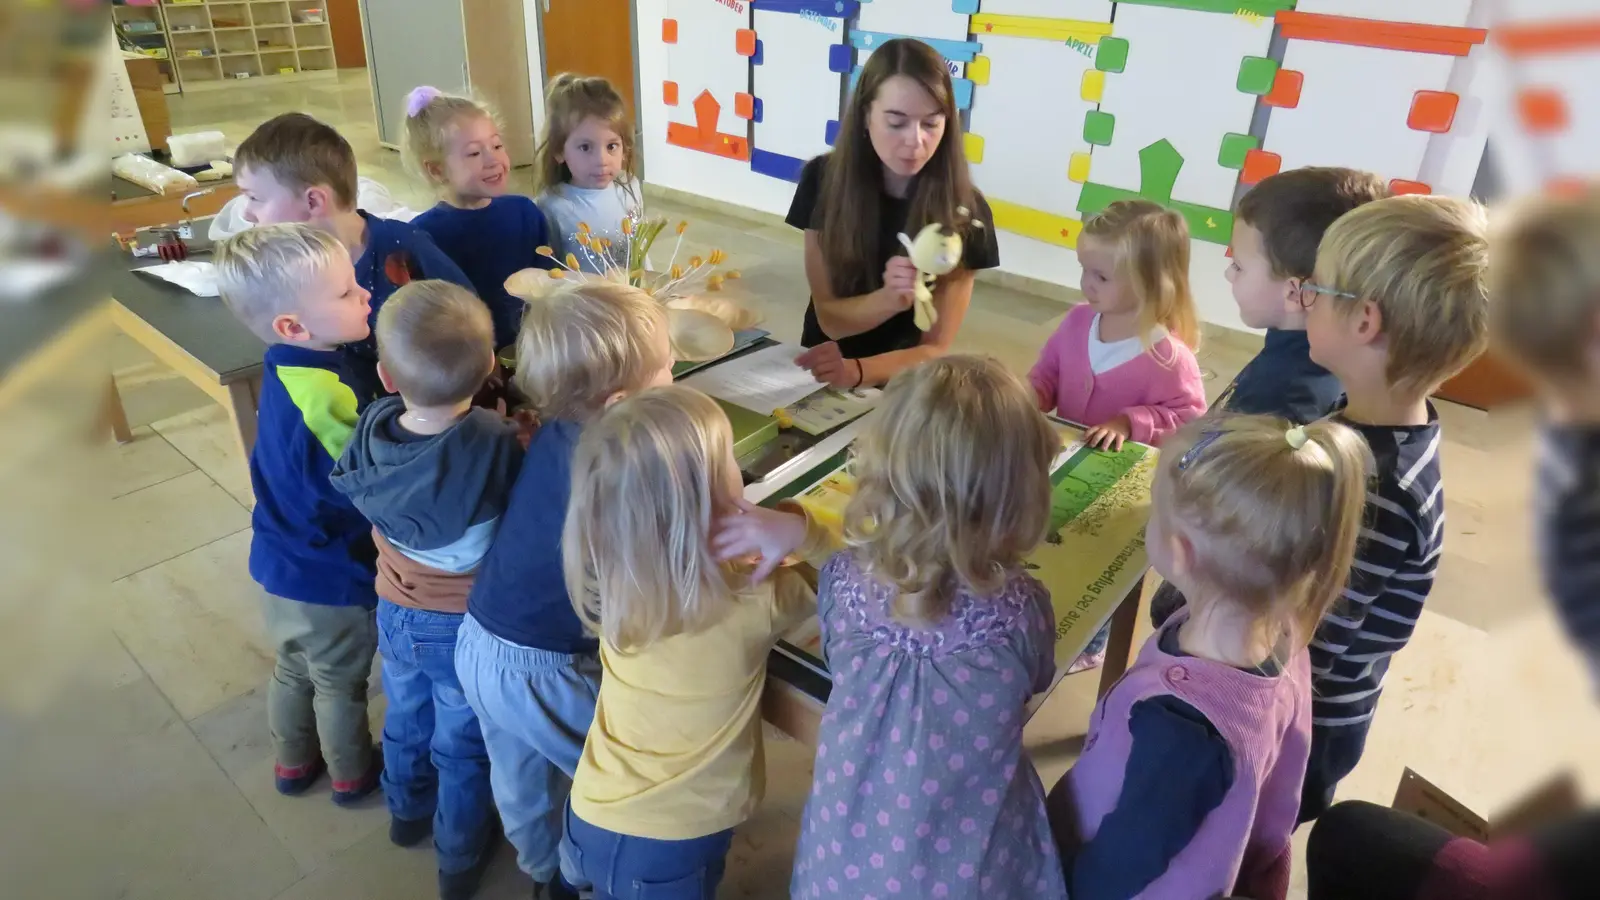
[788,356,1069,899]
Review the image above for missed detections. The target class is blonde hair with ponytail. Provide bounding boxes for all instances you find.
[400,86,499,194]
[1081,199,1202,356]
[1153,414,1373,649]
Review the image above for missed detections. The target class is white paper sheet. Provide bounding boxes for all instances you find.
[133,260,219,297]
[683,344,822,415]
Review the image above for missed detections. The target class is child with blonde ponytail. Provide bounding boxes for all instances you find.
[1046,414,1373,900]
[405,86,555,350]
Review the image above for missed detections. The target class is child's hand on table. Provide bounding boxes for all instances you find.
[1085,415,1132,452]
[712,498,809,583]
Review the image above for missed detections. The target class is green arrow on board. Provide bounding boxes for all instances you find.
[1138,139,1183,206]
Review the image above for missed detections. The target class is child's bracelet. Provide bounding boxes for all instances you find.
[851,359,864,390]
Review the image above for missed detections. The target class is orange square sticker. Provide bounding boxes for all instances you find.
[734,92,755,119]
[1240,149,1281,186]
[663,81,679,106]
[662,18,678,44]
[735,29,757,57]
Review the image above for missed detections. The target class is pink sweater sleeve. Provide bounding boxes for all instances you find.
[1028,317,1073,413]
[1121,341,1208,446]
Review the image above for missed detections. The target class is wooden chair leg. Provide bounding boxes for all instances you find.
[1097,583,1143,698]
[105,375,134,444]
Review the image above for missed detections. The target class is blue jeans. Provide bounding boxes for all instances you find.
[455,613,601,883]
[376,601,492,875]
[561,804,733,900]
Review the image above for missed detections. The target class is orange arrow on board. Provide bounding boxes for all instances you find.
[693,90,721,140]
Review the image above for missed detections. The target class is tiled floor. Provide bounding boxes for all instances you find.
[17,70,1596,899]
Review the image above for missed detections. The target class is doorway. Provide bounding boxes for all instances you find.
[538,0,638,128]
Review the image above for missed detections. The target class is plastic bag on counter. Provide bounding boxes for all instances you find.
[112,153,200,195]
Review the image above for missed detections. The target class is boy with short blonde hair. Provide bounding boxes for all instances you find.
[235,112,474,404]
[213,224,383,805]
[1299,195,1490,823]
[328,279,523,899]
[455,280,673,898]
[1490,187,1600,691]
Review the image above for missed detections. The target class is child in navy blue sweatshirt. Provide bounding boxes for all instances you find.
[234,112,474,406]
[1153,167,1389,629]
[329,280,525,900]
[404,87,555,352]
[213,223,384,806]
[455,280,675,898]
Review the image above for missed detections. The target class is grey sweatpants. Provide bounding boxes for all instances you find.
[260,591,378,783]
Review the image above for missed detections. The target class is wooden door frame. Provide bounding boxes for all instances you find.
[529,0,645,179]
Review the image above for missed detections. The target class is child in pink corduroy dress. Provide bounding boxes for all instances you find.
[1029,199,1208,673]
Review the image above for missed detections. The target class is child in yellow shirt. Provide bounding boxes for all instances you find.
[557,384,833,896]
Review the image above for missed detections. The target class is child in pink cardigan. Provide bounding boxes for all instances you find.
[1030,199,1208,672]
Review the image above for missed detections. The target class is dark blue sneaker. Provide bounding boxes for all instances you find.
[390,814,432,848]
[274,757,325,796]
[330,753,383,807]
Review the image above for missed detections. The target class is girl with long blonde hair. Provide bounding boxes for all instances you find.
[560,384,832,896]
[1046,414,1373,900]
[789,354,1070,899]
[1030,198,1210,674]
[533,73,640,274]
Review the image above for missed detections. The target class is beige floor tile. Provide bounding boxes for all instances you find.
[152,403,256,508]
[112,360,216,430]
[102,469,252,581]
[109,426,196,498]
[108,529,272,720]
[0,675,302,900]
[233,753,390,875]
[268,827,529,900]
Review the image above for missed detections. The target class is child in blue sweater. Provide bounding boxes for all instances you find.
[456,280,675,898]
[213,223,383,805]
[234,112,474,405]
[405,87,554,352]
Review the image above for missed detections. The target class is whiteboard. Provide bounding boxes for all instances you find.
[1090,5,1273,210]
[752,8,843,164]
[1293,0,1474,27]
[975,0,1107,18]
[1262,41,1455,184]
[854,0,972,43]
[1507,51,1600,188]
[967,34,1095,222]
[666,0,751,137]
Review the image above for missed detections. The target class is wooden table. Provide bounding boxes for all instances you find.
[107,264,267,470]
[685,347,1155,746]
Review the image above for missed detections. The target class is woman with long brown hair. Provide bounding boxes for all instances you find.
[786,38,999,388]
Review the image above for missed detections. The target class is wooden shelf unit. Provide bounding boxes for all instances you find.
[114,1,182,94]
[151,0,337,88]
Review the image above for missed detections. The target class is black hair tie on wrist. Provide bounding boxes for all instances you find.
[851,358,864,390]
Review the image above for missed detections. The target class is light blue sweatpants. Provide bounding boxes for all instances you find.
[455,613,601,883]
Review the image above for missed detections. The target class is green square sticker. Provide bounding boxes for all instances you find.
[1237,56,1279,95]
[1217,132,1259,169]
[1095,37,1129,74]
[1083,111,1115,147]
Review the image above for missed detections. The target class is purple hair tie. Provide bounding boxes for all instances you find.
[405,86,442,118]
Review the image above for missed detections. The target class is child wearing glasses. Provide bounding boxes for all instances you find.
[1029,199,1208,673]
[1222,167,1388,423]
[1151,168,1388,628]
[1296,195,1490,823]
[1046,415,1373,900]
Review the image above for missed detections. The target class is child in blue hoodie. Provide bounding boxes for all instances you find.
[456,280,676,899]
[328,281,525,900]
